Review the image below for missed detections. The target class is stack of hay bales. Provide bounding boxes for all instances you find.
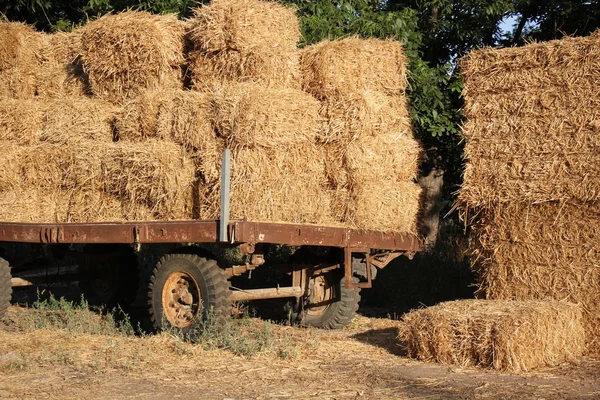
[0,1,423,232]
[300,38,422,233]
[456,32,600,354]
[399,299,585,372]
[186,0,300,90]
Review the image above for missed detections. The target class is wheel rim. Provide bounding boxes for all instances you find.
[162,271,202,328]
[306,274,334,316]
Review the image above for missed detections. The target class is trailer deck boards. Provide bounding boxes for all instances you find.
[0,220,421,252]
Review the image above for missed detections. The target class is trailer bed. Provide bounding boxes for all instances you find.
[0,220,421,252]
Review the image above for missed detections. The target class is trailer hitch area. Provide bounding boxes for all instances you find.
[344,249,406,289]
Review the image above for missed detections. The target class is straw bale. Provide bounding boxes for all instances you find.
[36,30,91,98]
[318,90,411,143]
[212,82,320,149]
[0,139,196,221]
[341,180,421,233]
[0,98,116,144]
[199,145,336,225]
[188,47,300,90]
[0,188,125,223]
[116,89,220,183]
[80,11,184,103]
[0,21,44,99]
[187,0,300,53]
[399,299,585,372]
[300,37,408,100]
[467,201,600,354]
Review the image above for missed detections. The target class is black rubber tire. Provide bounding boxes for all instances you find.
[0,257,11,319]
[148,254,230,332]
[301,272,361,329]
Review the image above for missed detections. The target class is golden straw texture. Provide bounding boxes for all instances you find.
[399,299,585,372]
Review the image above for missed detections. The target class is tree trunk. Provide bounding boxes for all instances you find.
[418,167,444,249]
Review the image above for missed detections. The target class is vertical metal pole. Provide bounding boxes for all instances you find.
[219,149,231,242]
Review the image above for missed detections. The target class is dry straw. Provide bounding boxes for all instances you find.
[80,11,184,102]
[0,139,196,222]
[212,82,320,149]
[0,21,44,99]
[300,37,408,100]
[199,145,336,225]
[188,47,300,90]
[116,89,221,183]
[0,98,116,144]
[36,30,91,98]
[399,299,585,372]
[187,0,300,53]
[457,31,600,355]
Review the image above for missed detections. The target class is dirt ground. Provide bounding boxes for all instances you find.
[1,306,599,400]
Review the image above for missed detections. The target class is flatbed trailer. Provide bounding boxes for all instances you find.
[0,153,422,331]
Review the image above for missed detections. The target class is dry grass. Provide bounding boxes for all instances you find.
[212,82,320,149]
[456,31,600,356]
[399,299,585,372]
[187,0,300,53]
[188,47,300,90]
[300,37,408,100]
[80,11,184,103]
[0,21,44,99]
[0,98,116,144]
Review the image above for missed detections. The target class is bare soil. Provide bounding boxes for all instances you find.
[1,306,599,400]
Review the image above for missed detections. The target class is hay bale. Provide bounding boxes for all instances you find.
[399,299,585,372]
[467,201,600,354]
[212,82,320,149]
[80,11,184,103]
[116,89,220,183]
[0,188,126,223]
[0,139,196,221]
[36,30,91,98]
[187,0,300,53]
[199,144,336,225]
[0,21,44,99]
[0,98,116,144]
[300,37,408,100]
[188,47,300,90]
[458,34,600,207]
[318,91,411,143]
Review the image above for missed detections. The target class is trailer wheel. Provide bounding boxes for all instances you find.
[148,254,230,332]
[0,257,11,319]
[301,272,360,329]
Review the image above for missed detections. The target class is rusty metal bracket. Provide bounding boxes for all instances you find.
[344,247,373,289]
[368,252,404,269]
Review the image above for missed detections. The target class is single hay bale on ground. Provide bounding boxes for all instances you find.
[300,37,408,100]
[318,90,411,143]
[80,11,184,103]
[116,89,220,183]
[199,145,336,225]
[0,98,116,144]
[212,82,320,149]
[0,21,45,99]
[36,30,91,98]
[399,299,585,372]
[467,201,600,355]
[188,47,300,90]
[187,0,300,53]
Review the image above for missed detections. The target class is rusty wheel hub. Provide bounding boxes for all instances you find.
[162,272,201,328]
[307,274,333,316]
